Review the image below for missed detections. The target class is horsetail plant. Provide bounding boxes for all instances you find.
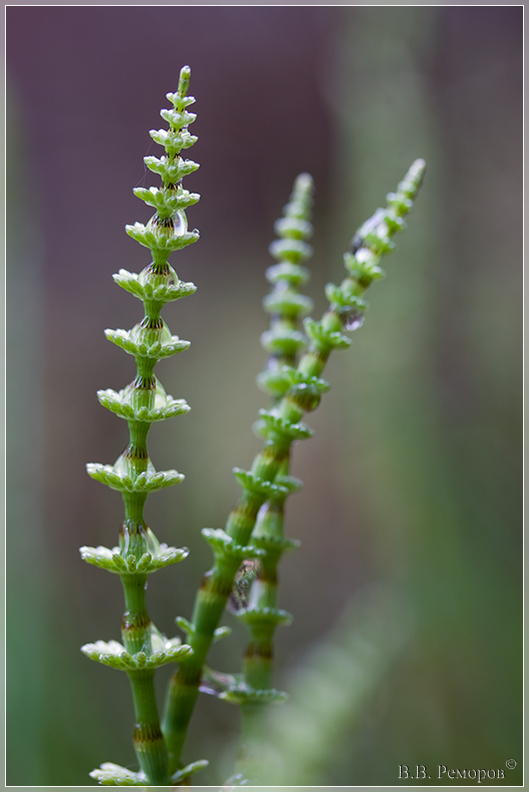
[80,66,208,787]
[162,157,426,778]
[237,174,315,741]
[80,62,426,785]
[201,173,316,781]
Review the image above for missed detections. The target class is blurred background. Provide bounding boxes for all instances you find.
[6,6,522,787]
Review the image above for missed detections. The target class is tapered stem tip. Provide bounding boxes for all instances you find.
[178,65,192,95]
[410,158,426,181]
[295,173,314,191]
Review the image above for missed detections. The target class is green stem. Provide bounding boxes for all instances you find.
[121,569,170,785]
[238,701,267,781]
[163,495,262,766]
[128,671,168,786]
[82,66,201,787]
[243,497,285,684]
[236,174,316,765]
[236,482,292,780]
[114,357,170,784]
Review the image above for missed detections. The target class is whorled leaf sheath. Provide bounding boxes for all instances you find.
[163,159,426,772]
[259,172,314,384]
[81,67,201,787]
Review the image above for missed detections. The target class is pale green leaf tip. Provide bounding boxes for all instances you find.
[90,762,146,786]
[178,65,192,95]
[405,158,426,193]
[171,758,209,784]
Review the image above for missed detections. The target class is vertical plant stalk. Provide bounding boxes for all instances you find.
[200,174,315,784]
[163,159,426,772]
[234,174,315,776]
[80,67,207,787]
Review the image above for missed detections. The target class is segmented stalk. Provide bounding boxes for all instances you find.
[259,172,314,386]
[234,175,315,774]
[80,67,207,787]
[163,159,426,772]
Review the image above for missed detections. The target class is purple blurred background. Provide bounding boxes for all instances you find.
[7,6,522,786]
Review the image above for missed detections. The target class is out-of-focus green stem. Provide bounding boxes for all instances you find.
[237,175,315,768]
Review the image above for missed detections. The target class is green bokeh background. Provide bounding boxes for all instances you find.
[6,6,522,787]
